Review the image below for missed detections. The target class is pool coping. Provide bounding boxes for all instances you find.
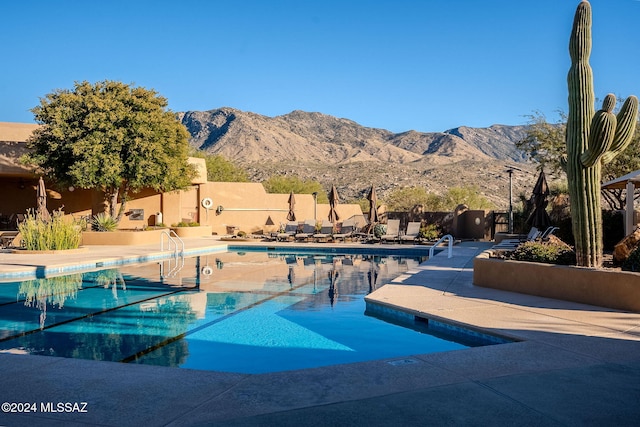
[0,239,437,281]
[0,239,639,425]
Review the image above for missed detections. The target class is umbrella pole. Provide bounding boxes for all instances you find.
[626,181,635,235]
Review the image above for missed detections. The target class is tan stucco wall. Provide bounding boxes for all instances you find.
[197,182,363,235]
[473,251,640,312]
[0,123,41,178]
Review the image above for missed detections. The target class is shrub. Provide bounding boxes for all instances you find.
[419,224,441,241]
[622,246,640,272]
[18,209,82,250]
[373,224,386,238]
[508,241,576,265]
[173,221,200,227]
[91,213,118,232]
[237,230,247,237]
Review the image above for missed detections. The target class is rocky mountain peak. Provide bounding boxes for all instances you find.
[179,107,536,207]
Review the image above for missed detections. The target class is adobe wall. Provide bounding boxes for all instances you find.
[197,182,363,235]
[474,251,640,312]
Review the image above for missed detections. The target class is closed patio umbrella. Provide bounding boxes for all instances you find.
[526,170,551,230]
[367,185,379,231]
[328,185,340,223]
[287,191,296,221]
[367,260,379,293]
[328,267,339,307]
[36,176,51,222]
[287,265,296,289]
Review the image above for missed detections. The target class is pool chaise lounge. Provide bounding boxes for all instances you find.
[313,220,334,242]
[380,219,400,243]
[295,219,317,242]
[399,221,421,244]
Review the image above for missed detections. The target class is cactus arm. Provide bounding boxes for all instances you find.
[601,95,639,164]
[581,95,617,167]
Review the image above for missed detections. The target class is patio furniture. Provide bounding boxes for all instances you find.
[380,219,400,243]
[399,221,421,244]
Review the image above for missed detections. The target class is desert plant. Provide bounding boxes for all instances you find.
[565,1,638,267]
[91,213,118,232]
[373,224,386,238]
[508,241,576,265]
[419,224,441,241]
[237,230,247,237]
[18,209,82,250]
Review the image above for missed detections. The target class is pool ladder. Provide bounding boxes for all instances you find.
[160,230,185,280]
[160,230,184,256]
[429,234,454,259]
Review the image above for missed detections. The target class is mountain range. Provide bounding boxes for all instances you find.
[177,107,539,208]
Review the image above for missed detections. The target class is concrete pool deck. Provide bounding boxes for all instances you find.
[0,238,639,426]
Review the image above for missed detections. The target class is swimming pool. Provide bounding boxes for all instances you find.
[0,250,507,374]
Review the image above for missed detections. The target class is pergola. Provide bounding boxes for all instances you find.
[601,169,640,235]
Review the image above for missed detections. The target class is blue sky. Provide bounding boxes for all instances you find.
[1,0,638,133]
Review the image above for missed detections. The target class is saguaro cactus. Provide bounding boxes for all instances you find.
[566,1,638,267]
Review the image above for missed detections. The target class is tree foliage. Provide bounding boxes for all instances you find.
[385,185,493,212]
[442,186,494,210]
[262,175,329,203]
[190,151,249,182]
[23,80,195,223]
[516,111,568,175]
[384,187,443,212]
[517,109,640,210]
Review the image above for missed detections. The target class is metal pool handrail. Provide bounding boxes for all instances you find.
[160,230,184,255]
[429,234,453,259]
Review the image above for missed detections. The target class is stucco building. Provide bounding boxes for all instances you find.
[0,122,363,236]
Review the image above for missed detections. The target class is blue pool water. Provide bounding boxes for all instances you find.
[0,250,506,374]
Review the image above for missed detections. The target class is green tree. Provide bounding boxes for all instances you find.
[262,175,329,203]
[442,186,494,210]
[190,151,249,182]
[517,110,640,210]
[23,80,195,223]
[516,111,568,175]
[385,187,443,212]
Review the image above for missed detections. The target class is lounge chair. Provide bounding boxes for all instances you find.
[0,231,19,248]
[352,222,375,242]
[492,227,540,250]
[295,219,317,242]
[380,219,400,243]
[313,220,334,242]
[399,222,421,244]
[539,226,559,241]
[492,226,559,252]
[276,221,299,241]
[332,218,356,242]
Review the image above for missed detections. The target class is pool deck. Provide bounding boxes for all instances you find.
[0,238,639,426]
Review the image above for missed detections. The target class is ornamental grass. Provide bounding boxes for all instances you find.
[17,209,82,250]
